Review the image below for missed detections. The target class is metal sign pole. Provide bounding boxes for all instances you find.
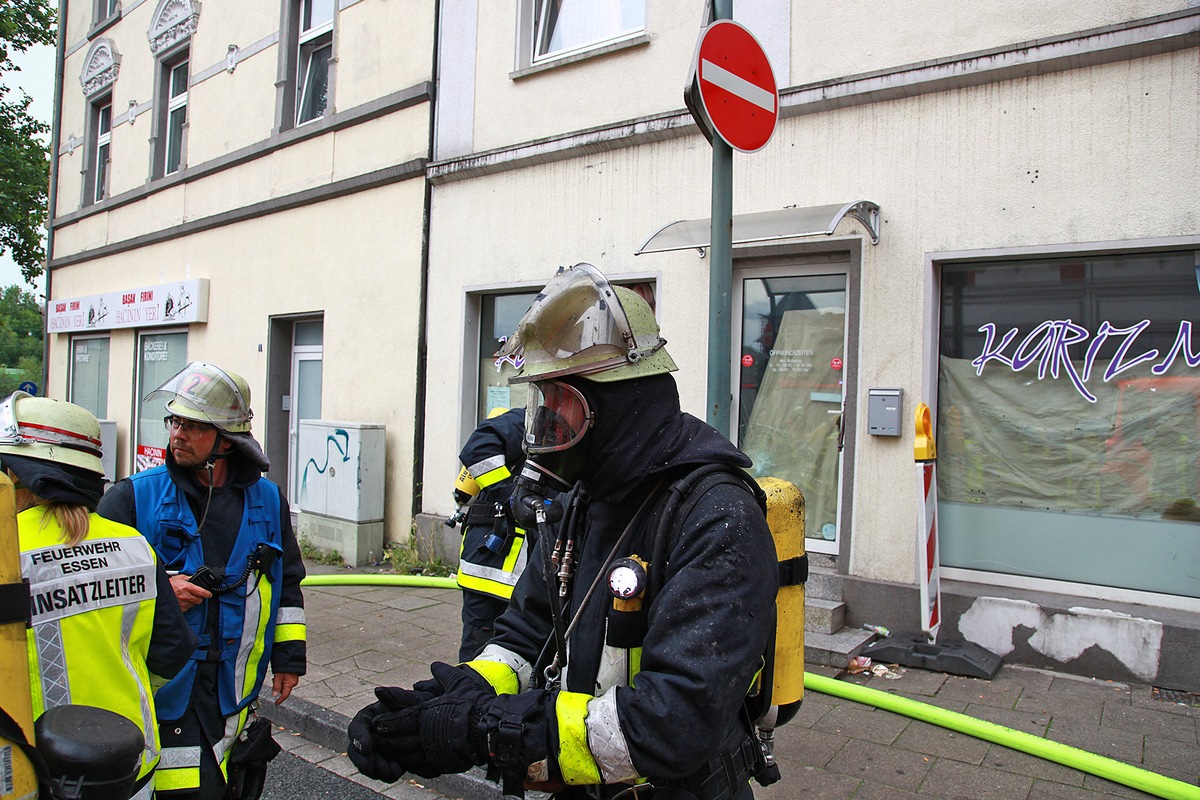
[706,0,734,432]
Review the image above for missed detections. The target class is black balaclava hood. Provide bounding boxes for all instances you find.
[564,371,749,505]
[2,453,105,511]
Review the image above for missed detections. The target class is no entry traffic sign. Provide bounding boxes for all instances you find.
[688,19,778,153]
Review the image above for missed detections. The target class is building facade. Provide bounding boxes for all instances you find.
[47,1,1200,690]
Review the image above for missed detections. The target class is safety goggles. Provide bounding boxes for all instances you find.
[164,416,215,436]
[524,380,594,454]
[0,392,103,457]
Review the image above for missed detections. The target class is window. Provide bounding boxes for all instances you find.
[479,292,539,420]
[70,336,111,419]
[89,100,112,204]
[937,250,1200,597]
[135,330,187,471]
[161,55,189,175]
[531,0,644,63]
[296,0,334,125]
[96,0,118,23]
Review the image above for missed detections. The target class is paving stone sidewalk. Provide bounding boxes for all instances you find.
[258,565,1200,800]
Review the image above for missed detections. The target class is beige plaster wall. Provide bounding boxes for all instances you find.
[424,48,1199,586]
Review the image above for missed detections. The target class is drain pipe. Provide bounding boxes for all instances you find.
[805,672,1200,800]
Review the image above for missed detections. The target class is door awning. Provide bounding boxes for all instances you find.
[634,200,880,255]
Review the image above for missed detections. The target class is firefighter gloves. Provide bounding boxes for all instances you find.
[348,663,555,784]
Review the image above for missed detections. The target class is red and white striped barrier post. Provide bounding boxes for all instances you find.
[914,403,940,642]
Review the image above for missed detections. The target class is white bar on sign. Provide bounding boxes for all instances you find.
[700,58,775,112]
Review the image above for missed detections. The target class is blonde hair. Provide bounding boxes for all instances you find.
[35,499,92,548]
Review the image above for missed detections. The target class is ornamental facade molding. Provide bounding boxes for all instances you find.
[147,0,201,56]
[79,38,121,98]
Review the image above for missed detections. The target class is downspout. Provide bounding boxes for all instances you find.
[41,0,68,392]
[409,2,441,526]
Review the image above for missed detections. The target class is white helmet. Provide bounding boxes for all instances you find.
[0,392,105,475]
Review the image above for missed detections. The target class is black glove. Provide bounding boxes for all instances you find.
[347,663,492,782]
[475,689,554,777]
[371,662,495,778]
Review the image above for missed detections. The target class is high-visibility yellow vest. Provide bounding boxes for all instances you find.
[19,507,162,782]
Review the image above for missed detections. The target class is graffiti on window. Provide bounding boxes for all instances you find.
[971,319,1199,403]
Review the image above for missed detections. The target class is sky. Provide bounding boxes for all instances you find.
[2,42,56,296]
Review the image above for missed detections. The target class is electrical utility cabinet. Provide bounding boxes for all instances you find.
[296,420,386,566]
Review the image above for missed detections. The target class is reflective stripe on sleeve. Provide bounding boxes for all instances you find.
[555,691,601,786]
[473,644,533,692]
[463,659,520,696]
[584,687,640,784]
[275,604,307,643]
[468,457,510,489]
[156,746,202,791]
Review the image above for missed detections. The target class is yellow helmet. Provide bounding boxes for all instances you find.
[496,263,677,385]
[145,362,254,433]
[0,391,105,475]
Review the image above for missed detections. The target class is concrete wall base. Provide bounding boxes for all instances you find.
[298,512,384,567]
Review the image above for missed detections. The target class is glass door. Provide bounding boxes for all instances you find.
[733,268,849,554]
[287,320,323,507]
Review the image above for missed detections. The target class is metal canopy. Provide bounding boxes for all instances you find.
[634,200,880,255]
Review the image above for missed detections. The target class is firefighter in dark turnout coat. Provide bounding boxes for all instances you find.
[349,264,777,800]
[454,407,529,661]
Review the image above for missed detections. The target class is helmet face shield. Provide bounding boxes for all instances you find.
[524,381,594,455]
[144,362,253,433]
[497,263,675,384]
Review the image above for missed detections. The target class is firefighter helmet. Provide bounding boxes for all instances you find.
[145,361,254,433]
[0,392,105,476]
[496,262,677,385]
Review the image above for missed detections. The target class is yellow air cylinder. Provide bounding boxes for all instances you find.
[453,465,481,501]
[756,476,806,709]
[0,472,38,800]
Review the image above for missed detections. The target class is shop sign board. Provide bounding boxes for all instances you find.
[47,279,209,333]
[689,19,778,153]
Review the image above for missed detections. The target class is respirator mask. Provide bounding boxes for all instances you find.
[510,380,594,527]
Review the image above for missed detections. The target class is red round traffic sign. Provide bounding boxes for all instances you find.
[694,20,778,153]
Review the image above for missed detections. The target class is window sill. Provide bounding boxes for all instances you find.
[510,33,650,80]
[87,12,122,39]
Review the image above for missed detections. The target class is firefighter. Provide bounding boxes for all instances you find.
[97,362,306,800]
[2,391,195,800]
[453,407,531,661]
[349,264,778,800]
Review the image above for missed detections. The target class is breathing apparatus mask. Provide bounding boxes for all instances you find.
[509,379,594,527]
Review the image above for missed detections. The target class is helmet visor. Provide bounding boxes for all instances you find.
[144,362,252,429]
[497,263,662,383]
[524,381,593,454]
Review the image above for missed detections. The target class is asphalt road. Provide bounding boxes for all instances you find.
[260,749,459,800]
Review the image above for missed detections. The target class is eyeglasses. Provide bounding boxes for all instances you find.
[164,416,214,436]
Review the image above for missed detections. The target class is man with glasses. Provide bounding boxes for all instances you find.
[98,362,306,800]
[348,264,779,800]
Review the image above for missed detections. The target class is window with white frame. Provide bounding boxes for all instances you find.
[70,336,111,420]
[296,0,334,125]
[90,99,112,204]
[135,330,187,471]
[96,0,119,24]
[160,53,189,175]
[529,0,644,64]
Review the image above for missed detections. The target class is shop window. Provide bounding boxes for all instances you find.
[937,250,1200,597]
[88,99,112,204]
[295,0,334,125]
[478,280,655,425]
[69,336,111,420]
[135,330,187,471]
[523,0,644,66]
[155,53,189,176]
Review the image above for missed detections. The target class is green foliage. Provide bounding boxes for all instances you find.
[0,0,56,281]
[383,536,453,577]
[0,284,42,395]
[298,535,345,566]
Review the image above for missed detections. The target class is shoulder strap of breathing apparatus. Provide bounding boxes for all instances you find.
[642,463,809,790]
